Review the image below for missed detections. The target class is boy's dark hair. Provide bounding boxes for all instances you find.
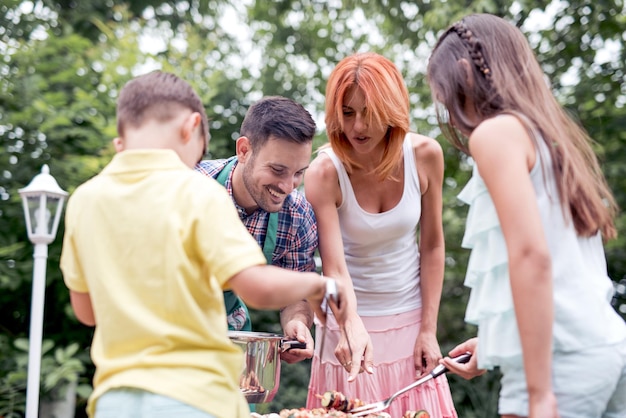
[240,96,316,150]
[116,71,209,143]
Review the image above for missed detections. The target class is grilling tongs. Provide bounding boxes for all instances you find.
[318,278,337,359]
[349,352,472,416]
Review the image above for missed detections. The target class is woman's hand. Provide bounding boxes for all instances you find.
[335,315,374,382]
[413,331,443,378]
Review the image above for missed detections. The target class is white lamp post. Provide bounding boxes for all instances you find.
[18,164,68,418]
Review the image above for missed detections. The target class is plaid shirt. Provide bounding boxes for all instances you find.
[195,157,318,273]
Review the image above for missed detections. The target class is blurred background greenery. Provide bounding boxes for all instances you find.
[1,0,625,416]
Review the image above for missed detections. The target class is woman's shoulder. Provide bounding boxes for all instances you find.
[304,152,339,194]
[406,132,443,162]
[307,149,339,184]
[305,149,343,207]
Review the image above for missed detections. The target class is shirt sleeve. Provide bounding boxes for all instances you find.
[60,193,89,293]
[196,180,266,286]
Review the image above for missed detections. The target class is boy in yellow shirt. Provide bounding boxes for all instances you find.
[60,71,345,418]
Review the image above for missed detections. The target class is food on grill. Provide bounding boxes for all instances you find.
[250,390,429,417]
[319,390,365,412]
[251,410,390,417]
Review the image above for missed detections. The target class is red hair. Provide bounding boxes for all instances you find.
[325,53,409,181]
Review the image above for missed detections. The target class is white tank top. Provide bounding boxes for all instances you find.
[320,136,422,316]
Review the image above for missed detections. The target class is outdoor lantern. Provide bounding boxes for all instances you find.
[18,164,68,418]
[19,164,68,245]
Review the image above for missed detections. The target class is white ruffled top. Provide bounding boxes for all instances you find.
[458,139,626,370]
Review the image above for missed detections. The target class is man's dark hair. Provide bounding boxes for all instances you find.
[240,96,316,150]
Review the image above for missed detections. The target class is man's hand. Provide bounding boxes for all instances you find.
[280,317,314,363]
[280,300,314,363]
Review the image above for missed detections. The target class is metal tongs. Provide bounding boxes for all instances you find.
[318,279,337,360]
[318,279,354,367]
[348,352,472,416]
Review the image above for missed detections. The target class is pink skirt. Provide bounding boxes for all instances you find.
[306,309,458,418]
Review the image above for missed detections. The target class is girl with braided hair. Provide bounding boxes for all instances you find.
[428,13,626,418]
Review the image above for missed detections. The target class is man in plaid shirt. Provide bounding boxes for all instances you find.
[196,96,318,364]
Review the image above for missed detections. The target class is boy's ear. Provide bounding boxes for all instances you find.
[181,112,202,144]
[235,136,252,162]
[112,137,124,152]
[459,58,474,88]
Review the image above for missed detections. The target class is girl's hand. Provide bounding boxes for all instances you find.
[440,337,486,380]
[529,391,560,418]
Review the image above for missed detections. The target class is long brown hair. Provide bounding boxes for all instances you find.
[325,52,409,181]
[427,13,617,240]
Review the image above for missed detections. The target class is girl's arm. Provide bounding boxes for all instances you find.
[469,115,557,413]
[412,134,446,376]
[304,153,374,381]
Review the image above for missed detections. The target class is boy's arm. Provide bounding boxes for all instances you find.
[230,265,324,310]
[70,290,96,326]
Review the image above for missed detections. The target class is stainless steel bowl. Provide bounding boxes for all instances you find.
[228,331,306,404]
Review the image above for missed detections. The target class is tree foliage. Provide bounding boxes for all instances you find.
[1,1,625,416]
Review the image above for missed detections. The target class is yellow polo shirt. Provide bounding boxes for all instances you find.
[60,150,266,418]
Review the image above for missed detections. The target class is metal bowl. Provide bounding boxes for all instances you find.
[228,331,305,404]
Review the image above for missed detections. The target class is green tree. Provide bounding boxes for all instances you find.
[238,0,626,413]
[0,2,248,415]
[2,1,625,417]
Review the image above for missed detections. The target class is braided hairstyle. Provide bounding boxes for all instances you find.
[427,13,617,240]
[427,16,511,152]
[450,21,494,83]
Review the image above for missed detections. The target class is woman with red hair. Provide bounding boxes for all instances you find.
[305,52,457,417]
